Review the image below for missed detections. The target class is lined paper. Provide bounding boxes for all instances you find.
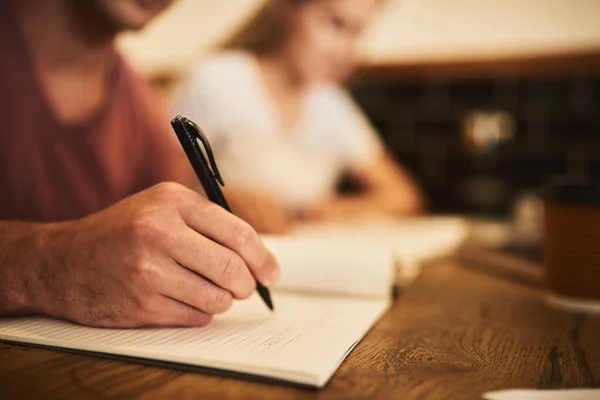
[0,292,389,387]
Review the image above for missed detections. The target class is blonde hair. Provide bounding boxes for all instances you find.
[220,0,310,55]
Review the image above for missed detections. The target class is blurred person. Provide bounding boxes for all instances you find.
[176,0,424,234]
[0,0,279,327]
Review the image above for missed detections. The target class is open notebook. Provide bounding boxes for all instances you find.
[0,238,394,388]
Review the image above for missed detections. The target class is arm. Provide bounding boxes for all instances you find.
[0,222,46,316]
[172,64,294,234]
[223,186,293,234]
[301,86,424,220]
[305,151,424,220]
[0,183,280,326]
[177,163,293,235]
[173,142,292,235]
[344,151,424,214]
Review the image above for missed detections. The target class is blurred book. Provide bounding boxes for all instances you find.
[290,215,469,286]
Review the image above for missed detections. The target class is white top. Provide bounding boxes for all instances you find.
[175,51,381,208]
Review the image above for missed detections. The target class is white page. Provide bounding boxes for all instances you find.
[262,236,394,298]
[0,293,389,387]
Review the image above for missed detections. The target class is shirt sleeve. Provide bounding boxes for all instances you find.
[323,86,383,171]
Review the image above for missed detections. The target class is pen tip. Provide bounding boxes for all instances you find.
[257,284,274,312]
[264,292,274,312]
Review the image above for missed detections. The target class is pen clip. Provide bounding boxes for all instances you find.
[183,117,225,187]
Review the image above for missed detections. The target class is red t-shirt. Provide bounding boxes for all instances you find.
[0,2,179,222]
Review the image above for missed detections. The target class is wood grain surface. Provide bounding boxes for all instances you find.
[1,261,599,400]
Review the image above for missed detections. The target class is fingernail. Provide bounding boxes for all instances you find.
[262,279,273,288]
[264,267,280,287]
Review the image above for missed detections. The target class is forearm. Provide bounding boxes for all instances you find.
[324,193,403,219]
[300,187,422,222]
[337,154,424,218]
[336,193,392,214]
[0,221,50,316]
[328,185,422,217]
[361,183,423,215]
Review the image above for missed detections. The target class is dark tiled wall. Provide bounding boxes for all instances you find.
[350,76,600,216]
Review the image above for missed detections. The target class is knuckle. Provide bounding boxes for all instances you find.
[137,295,161,316]
[128,260,157,283]
[129,213,165,244]
[231,219,259,250]
[153,181,182,195]
[216,251,245,286]
[150,182,184,204]
[208,289,233,313]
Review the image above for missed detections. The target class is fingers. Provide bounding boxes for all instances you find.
[158,250,239,311]
[176,189,280,287]
[166,226,256,299]
[148,297,213,327]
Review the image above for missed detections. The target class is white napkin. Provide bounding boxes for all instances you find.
[483,389,600,400]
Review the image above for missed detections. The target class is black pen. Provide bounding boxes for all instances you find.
[170,115,274,311]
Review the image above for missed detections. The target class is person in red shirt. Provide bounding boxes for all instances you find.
[0,0,279,327]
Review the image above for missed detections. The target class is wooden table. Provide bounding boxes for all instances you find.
[1,261,599,400]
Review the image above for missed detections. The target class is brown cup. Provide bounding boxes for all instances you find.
[543,181,600,311]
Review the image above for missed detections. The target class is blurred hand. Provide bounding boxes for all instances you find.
[300,201,334,222]
[224,187,292,234]
[30,182,280,328]
[301,198,349,222]
[301,197,376,222]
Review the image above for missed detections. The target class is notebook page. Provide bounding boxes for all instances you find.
[0,292,389,387]
[261,236,394,298]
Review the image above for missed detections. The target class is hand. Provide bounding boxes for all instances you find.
[301,197,378,222]
[301,198,350,222]
[27,182,280,328]
[224,187,292,234]
[299,202,333,222]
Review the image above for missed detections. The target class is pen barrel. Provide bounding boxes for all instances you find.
[171,116,271,311]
